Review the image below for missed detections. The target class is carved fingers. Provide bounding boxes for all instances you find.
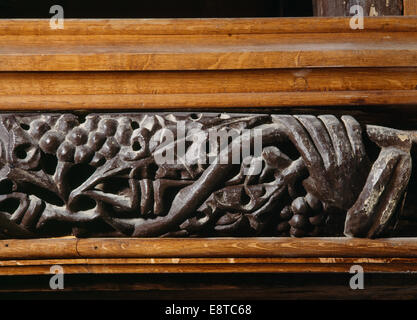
[273,115,370,210]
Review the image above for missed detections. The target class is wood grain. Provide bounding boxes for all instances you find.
[1,258,417,275]
[1,238,417,274]
[0,68,416,109]
[404,0,417,15]
[1,68,416,95]
[0,91,416,110]
[0,36,415,72]
[0,18,416,71]
[1,17,417,35]
[2,238,417,260]
[75,238,417,258]
[0,238,79,259]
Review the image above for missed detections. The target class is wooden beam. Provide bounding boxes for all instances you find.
[2,237,417,259]
[2,67,417,95]
[1,17,417,35]
[0,91,416,110]
[0,18,416,71]
[0,67,416,109]
[2,238,417,275]
[1,257,417,275]
[2,68,416,96]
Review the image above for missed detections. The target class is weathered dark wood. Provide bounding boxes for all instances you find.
[0,112,415,239]
[313,0,403,16]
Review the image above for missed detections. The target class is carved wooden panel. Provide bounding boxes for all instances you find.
[0,112,415,239]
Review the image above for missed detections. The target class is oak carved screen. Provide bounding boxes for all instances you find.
[0,112,415,239]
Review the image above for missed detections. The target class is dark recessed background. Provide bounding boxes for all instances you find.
[0,0,313,18]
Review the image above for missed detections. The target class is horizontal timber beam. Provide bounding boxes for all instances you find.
[0,91,416,110]
[0,18,416,71]
[0,67,416,109]
[1,237,417,258]
[1,238,417,275]
[1,17,417,35]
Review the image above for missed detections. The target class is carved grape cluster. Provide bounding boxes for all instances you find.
[276,193,328,237]
[28,115,142,167]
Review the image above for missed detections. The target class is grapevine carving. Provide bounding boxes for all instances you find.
[0,112,415,239]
